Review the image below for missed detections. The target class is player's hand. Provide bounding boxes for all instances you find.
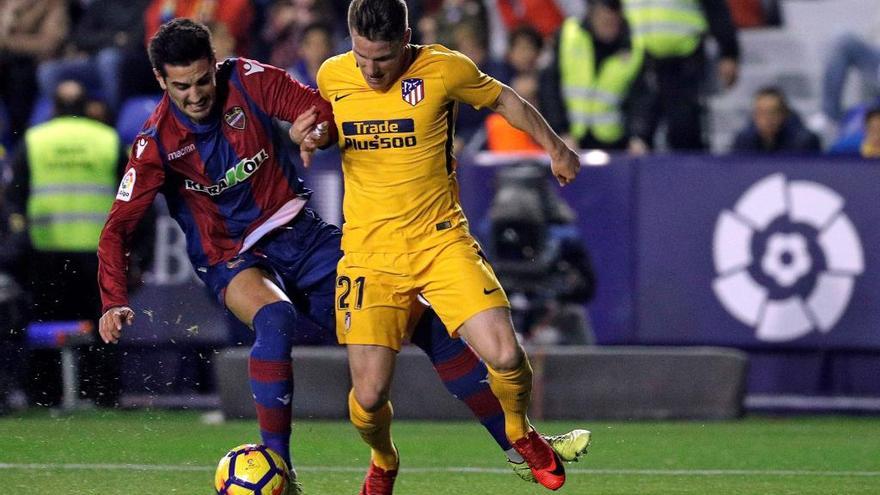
[289,105,320,145]
[300,121,329,168]
[550,145,581,186]
[99,306,134,344]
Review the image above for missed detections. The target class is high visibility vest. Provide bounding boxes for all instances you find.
[25,116,119,252]
[623,0,708,58]
[559,19,643,143]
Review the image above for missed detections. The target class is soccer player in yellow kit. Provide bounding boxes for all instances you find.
[303,0,583,493]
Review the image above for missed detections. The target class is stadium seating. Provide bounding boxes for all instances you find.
[27,96,53,128]
[116,94,162,146]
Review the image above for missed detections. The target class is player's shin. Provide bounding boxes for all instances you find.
[486,355,534,442]
[410,314,512,453]
[249,301,297,470]
[348,389,398,470]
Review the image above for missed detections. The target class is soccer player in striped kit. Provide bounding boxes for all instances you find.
[97,18,588,494]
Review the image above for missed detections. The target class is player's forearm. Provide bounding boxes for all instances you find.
[97,251,130,313]
[492,86,567,159]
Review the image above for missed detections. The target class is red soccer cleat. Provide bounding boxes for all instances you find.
[359,461,398,495]
[512,430,566,490]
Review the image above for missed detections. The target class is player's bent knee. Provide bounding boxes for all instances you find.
[353,387,390,413]
[483,344,525,372]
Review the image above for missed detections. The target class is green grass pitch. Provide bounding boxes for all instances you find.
[1,410,879,494]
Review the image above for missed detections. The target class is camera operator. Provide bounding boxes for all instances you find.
[486,163,596,345]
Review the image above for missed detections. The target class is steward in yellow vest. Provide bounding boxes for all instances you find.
[7,80,125,408]
[541,0,651,151]
[620,0,740,150]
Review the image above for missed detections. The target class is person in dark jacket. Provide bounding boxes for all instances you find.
[623,0,740,151]
[36,0,154,114]
[732,86,821,153]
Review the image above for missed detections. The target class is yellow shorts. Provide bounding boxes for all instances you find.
[335,237,510,350]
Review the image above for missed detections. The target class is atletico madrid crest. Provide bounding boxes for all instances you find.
[401,78,424,106]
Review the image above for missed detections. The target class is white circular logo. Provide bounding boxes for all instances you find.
[711,173,864,342]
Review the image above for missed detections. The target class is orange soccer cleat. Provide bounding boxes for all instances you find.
[512,430,566,490]
[359,461,399,495]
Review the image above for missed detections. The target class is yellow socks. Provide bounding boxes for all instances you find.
[348,389,398,470]
[487,355,533,442]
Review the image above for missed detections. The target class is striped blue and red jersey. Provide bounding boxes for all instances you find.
[98,57,336,312]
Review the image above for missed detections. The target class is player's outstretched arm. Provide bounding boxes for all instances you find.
[490,85,581,186]
[288,105,330,167]
[99,306,135,344]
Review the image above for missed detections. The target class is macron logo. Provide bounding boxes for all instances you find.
[135,138,148,159]
[242,60,265,76]
[167,143,196,161]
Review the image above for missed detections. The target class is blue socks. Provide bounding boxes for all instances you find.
[248,301,297,470]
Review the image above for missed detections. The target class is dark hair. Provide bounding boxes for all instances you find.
[53,80,87,117]
[588,0,622,10]
[508,26,543,52]
[299,21,334,44]
[347,0,408,42]
[754,86,789,113]
[149,18,215,77]
[865,107,880,124]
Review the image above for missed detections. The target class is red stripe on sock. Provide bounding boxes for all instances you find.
[249,358,293,383]
[434,349,479,382]
[464,387,503,418]
[255,403,292,434]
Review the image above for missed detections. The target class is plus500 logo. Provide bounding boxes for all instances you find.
[342,119,417,150]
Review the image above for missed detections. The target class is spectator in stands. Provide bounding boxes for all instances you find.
[144,0,255,57]
[623,0,740,150]
[36,0,151,115]
[814,33,880,133]
[726,0,781,29]
[486,163,596,345]
[7,80,126,408]
[261,0,338,72]
[0,0,69,142]
[731,86,821,154]
[541,0,650,152]
[495,0,565,40]
[860,108,880,158]
[499,26,544,85]
[485,74,543,152]
[450,23,506,150]
[206,21,237,61]
[417,0,489,50]
[289,22,336,89]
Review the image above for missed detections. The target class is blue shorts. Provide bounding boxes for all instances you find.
[198,208,341,344]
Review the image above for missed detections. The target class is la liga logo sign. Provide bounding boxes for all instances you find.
[711,174,864,342]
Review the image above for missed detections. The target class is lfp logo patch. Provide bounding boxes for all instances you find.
[116,168,136,202]
[401,78,424,106]
[711,173,864,342]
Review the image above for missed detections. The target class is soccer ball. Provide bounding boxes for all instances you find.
[214,444,289,495]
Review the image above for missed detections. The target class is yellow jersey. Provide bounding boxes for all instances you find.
[317,44,504,253]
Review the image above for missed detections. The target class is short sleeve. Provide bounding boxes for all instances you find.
[441,50,504,110]
[316,60,331,101]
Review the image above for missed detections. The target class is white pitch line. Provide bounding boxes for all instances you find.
[0,463,878,477]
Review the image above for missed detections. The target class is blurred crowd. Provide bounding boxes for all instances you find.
[2,0,880,411]
[0,0,878,158]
